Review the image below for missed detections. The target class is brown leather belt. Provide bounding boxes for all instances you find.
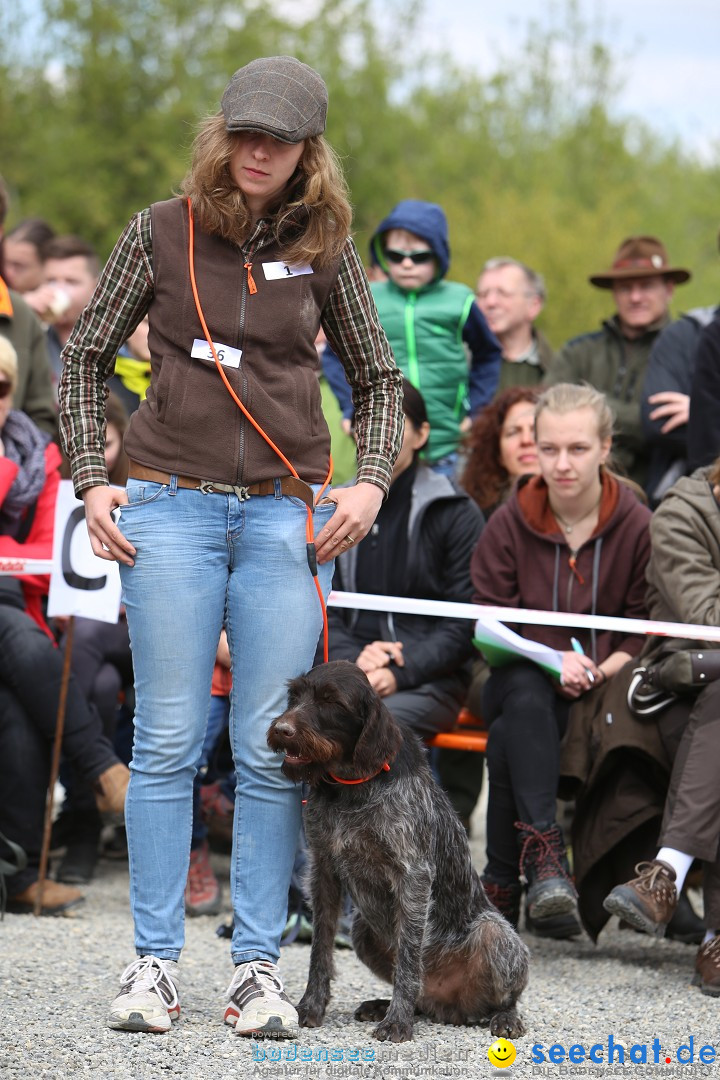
[127,461,315,510]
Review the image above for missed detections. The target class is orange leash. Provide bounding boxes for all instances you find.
[187,198,332,660]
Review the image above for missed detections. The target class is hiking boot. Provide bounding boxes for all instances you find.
[526,909,583,940]
[618,888,704,944]
[109,956,180,1033]
[516,821,578,921]
[94,763,130,815]
[693,936,720,996]
[481,877,522,928]
[603,859,677,938]
[6,879,84,917]
[57,839,99,884]
[185,841,221,917]
[224,960,299,1037]
[103,824,128,860]
[666,891,704,945]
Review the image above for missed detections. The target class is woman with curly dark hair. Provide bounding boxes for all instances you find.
[460,386,541,513]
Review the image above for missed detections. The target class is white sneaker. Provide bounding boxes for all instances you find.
[108,956,180,1033]
[224,960,298,1037]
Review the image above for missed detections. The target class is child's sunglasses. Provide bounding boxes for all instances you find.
[384,248,435,265]
[0,381,12,399]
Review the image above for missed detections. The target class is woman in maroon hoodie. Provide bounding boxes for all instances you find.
[471,383,652,938]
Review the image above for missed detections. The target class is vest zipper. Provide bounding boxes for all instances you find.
[404,292,420,388]
[236,228,263,485]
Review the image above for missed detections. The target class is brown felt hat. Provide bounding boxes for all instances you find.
[221,56,327,144]
[589,236,691,289]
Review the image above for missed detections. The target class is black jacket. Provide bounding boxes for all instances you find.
[641,305,719,498]
[327,464,484,692]
[688,312,720,471]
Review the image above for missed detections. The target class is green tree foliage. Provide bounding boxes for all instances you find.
[1,0,718,346]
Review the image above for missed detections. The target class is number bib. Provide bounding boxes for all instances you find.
[190,338,242,369]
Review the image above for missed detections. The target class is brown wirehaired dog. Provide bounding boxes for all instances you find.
[267,660,529,1043]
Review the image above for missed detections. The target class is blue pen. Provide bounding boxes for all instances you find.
[571,637,594,682]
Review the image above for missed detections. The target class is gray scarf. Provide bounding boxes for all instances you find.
[0,409,51,538]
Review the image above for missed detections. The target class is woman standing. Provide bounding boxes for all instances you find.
[470,383,651,937]
[59,56,402,1036]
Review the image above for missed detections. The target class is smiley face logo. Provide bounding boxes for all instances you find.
[488,1038,517,1068]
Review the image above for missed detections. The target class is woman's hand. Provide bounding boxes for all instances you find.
[558,650,601,699]
[82,485,135,565]
[314,481,384,564]
[356,640,404,674]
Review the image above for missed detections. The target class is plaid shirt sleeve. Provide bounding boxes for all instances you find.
[321,237,404,496]
[58,210,154,495]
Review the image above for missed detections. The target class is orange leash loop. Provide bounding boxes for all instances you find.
[244,262,258,294]
[187,198,332,660]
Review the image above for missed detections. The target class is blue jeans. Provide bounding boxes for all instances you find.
[118,476,334,964]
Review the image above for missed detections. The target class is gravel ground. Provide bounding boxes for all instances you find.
[1,794,718,1080]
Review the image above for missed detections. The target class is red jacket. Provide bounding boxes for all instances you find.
[471,472,652,664]
[0,441,62,636]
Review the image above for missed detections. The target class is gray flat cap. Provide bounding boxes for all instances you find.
[221,56,328,143]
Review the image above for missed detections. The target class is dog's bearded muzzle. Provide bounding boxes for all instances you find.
[267,709,343,781]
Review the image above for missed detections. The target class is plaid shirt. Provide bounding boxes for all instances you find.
[59,207,403,495]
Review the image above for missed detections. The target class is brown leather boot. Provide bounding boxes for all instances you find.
[7,879,85,916]
[693,936,720,996]
[94,762,130,815]
[603,859,677,937]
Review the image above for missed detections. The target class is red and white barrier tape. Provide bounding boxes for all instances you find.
[328,591,720,643]
[0,557,53,575]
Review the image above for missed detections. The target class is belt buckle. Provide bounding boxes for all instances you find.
[199,480,250,501]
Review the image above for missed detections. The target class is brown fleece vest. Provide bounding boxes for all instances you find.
[123,198,342,485]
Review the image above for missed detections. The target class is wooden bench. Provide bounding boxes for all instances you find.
[426,707,488,753]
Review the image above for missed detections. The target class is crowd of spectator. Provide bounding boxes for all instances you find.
[2,168,720,1004]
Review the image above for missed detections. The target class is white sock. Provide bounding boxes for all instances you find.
[703,930,717,946]
[656,847,694,892]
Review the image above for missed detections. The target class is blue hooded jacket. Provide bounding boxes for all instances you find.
[370,200,451,279]
[323,201,500,458]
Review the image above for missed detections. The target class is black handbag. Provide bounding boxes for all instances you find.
[627,649,720,717]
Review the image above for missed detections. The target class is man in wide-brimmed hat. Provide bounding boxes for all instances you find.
[547,236,691,489]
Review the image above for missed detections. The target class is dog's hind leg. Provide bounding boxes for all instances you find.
[296,856,343,1029]
[355,998,392,1022]
[370,863,433,1043]
[353,912,394,983]
[491,1007,525,1038]
[352,914,394,1023]
[471,912,530,1038]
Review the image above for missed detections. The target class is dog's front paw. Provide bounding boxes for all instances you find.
[355,998,391,1022]
[297,997,326,1029]
[373,1017,414,1043]
[491,1009,525,1039]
